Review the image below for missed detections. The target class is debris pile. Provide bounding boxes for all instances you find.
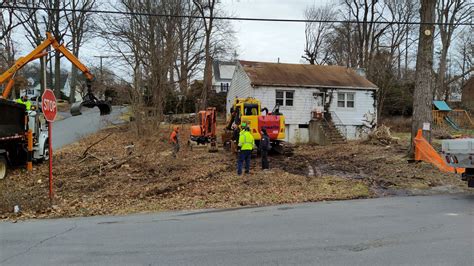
[431,127,452,139]
[366,125,399,145]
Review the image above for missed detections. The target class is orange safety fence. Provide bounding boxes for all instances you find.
[414,129,465,174]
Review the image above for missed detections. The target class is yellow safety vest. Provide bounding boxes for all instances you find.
[239,130,255,151]
[16,98,31,110]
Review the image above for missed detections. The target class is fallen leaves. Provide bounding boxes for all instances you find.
[0,124,469,221]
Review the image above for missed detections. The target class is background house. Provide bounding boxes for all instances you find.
[227,60,378,143]
[20,72,82,102]
[212,61,236,94]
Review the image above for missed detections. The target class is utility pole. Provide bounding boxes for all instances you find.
[93,56,111,83]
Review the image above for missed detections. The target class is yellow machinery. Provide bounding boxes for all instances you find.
[0,32,110,116]
[225,97,285,144]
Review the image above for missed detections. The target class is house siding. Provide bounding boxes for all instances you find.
[254,87,376,142]
[328,89,377,140]
[226,64,252,114]
[253,86,319,125]
[226,62,378,143]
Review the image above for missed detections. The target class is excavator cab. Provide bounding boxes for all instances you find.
[70,82,111,116]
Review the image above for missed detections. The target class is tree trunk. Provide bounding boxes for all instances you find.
[39,57,46,94]
[69,66,78,103]
[54,51,61,98]
[200,29,212,110]
[409,0,436,157]
[436,48,448,100]
[48,53,53,89]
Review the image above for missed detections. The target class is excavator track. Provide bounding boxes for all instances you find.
[273,141,294,157]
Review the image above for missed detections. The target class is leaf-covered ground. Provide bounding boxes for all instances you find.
[0,124,469,220]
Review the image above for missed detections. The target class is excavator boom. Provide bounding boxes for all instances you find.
[0,32,110,116]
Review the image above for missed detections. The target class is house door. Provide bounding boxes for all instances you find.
[312,92,325,112]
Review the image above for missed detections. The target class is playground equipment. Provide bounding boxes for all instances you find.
[432,101,473,130]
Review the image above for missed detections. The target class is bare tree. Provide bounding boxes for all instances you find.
[435,0,472,100]
[342,0,390,70]
[103,0,181,126]
[302,4,336,65]
[174,1,205,102]
[192,0,218,110]
[410,0,436,155]
[0,1,28,41]
[0,3,18,70]
[454,28,473,88]
[65,0,96,103]
[16,0,70,97]
[384,0,416,77]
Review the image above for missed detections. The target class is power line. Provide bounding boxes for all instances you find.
[2,5,473,26]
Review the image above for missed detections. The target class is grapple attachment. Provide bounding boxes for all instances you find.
[70,100,111,116]
[70,90,111,116]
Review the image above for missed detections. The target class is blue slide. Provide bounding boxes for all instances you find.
[444,116,460,131]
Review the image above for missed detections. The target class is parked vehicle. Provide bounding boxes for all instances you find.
[0,99,49,179]
[442,139,474,187]
[0,32,109,179]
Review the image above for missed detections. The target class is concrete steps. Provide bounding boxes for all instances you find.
[321,121,346,144]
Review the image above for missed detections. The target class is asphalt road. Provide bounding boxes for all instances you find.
[52,106,124,149]
[1,194,473,265]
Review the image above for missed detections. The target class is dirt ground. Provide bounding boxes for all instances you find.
[0,124,470,220]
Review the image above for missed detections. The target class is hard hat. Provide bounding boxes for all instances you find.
[241,122,247,127]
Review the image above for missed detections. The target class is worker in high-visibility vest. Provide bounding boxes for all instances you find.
[237,122,255,175]
[16,95,32,110]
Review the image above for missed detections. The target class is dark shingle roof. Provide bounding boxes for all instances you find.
[239,60,377,89]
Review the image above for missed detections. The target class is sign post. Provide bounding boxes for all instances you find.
[41,89,57,200]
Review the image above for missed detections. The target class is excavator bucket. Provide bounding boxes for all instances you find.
[70,99,111,116]
[70,88,112,116]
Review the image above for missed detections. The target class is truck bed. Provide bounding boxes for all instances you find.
[442,139,474,168]
[0,99,26,139]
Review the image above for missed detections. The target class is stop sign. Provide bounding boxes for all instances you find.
[41,89,57,122]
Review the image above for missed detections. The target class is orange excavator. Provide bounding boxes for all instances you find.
[0,32,110,116]
[190,107,218,152]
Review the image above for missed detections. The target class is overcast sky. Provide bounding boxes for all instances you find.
[12,0,331,75]
[221,0,329,64]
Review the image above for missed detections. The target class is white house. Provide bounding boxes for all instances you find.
[212,61,236,93]
[21,73,82,102]
[227,60,378,143]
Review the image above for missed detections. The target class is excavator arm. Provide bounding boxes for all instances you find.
[0,32,110,116]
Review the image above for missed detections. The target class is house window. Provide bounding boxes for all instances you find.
[220,83,229,92]
[337,92,355,108]
[276,90,294,107]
